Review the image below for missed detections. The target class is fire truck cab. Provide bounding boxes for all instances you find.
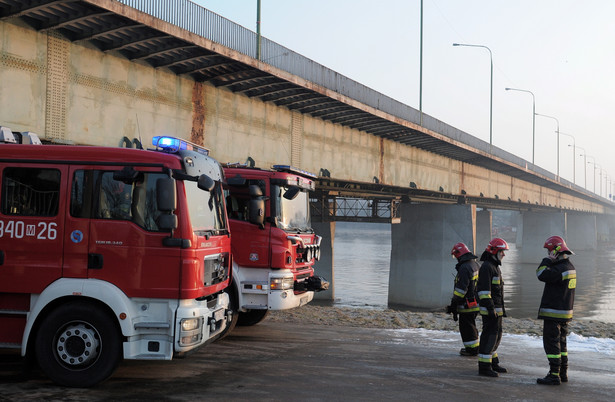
[0,128,231,387]
[222,164,328,334]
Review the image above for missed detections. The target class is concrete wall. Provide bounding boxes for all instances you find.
[312,221,335,301]
[519,211,566,263]
[566,213,597,251]
[388,203,476,309]
[476,210,492,254]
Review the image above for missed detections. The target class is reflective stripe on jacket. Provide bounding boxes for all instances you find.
[536,257,576,321]
[477,252,504,316]
[452,253,480,313]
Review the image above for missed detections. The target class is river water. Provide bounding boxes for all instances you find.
[332,222,615,323]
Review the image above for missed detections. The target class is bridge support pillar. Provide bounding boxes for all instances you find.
[596,215,614,244]
[519,211,566,263]
[566,213,597,251]
[388,203,476,309]
[312,221,335,300]
[476,209,492,253]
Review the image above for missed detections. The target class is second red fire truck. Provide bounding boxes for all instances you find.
[222,164,328,334]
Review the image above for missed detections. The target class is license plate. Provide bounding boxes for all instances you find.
[214,308,225,321]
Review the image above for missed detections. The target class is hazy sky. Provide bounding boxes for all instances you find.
[194,0,615,196]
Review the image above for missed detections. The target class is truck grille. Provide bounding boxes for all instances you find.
[204,252,229,286]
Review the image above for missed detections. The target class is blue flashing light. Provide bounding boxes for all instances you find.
[272,164,317,179]
[152,136,209,155]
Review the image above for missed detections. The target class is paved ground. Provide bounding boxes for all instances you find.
[1,321,614,401]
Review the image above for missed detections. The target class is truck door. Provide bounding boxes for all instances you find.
[0,164,66,345]
[73,167,180,298]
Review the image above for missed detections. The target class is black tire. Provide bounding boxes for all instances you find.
[237,309,269,326]
[34,301,122,387]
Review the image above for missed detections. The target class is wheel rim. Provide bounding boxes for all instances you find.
[54,322,101,368]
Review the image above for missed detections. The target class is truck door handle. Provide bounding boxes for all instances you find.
[88,253,104,269]
[0,250,4,265]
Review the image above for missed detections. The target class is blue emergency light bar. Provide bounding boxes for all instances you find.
[272,164,317,179]
[152,136,209,155]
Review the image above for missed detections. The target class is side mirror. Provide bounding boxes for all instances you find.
[247,184,265,227]
[249,184,263,197]
[156,177,176,212]
[283,186,301,200]
[248,198,265,226]
[197,174,215,192]
[157,214,178,231]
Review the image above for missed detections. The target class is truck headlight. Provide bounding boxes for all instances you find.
[181,318,200,331]
[270,277,294,290]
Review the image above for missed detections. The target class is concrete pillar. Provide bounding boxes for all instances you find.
[519,211,566,263]
[596,215,615,243]
[312,221,335,300]
[388,203,476,309]
[566,213,597,251]
[476,209,492,254]
[516,212,523,248]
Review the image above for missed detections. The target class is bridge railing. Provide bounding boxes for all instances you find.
[117,0,581,195]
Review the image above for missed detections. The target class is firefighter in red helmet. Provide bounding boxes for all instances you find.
[447,242,480,356]
[536,235,576,385]
[477,238,509,377]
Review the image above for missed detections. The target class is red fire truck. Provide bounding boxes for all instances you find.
[0,128,231,387]
[222,164,328,334]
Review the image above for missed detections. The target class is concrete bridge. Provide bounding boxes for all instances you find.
[1,0,614,309]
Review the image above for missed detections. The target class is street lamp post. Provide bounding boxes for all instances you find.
[587,156,597,194]
[505,87,535,164]
[576,146,587,190]
[453,43,493,150]
[535,113,560,178]
[561,132,576,184]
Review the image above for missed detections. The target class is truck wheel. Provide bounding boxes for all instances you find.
[237,309,269,326]
[34,301,122,387]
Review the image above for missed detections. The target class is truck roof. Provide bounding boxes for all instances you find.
[0,144,183,169]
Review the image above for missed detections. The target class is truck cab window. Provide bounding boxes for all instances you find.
[70,170,165,231]
[1,167,60,216]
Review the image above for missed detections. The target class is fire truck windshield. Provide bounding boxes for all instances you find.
[277,186,311,232]
[185,180,227,235]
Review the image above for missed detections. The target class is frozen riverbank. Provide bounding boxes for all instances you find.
[268,305,615,340]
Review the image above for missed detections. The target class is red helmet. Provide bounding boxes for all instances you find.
[486,238,509,255]
[544,235,573,255]
[451,242,471,258]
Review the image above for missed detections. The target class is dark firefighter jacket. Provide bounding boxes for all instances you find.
[452,253,480,313]
[477,251,505,316]
[536,257,576,321]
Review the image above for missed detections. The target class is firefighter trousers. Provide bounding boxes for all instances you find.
[543,319,569,374]
[458,311,479,350]
[478,314,502,364]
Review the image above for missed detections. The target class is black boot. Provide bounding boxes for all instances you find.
[460,347,478,356]
[491,356,507,373]
[537,373,561,385]
[478,362,498,377]
[560,355,568,382]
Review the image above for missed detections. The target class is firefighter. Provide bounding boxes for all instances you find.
[536,235,576,386]
[447,242,480,356]
[477,237,509,377]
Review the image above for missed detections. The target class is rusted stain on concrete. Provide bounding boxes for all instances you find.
[379,137,384,183]
[191,81,205,145]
